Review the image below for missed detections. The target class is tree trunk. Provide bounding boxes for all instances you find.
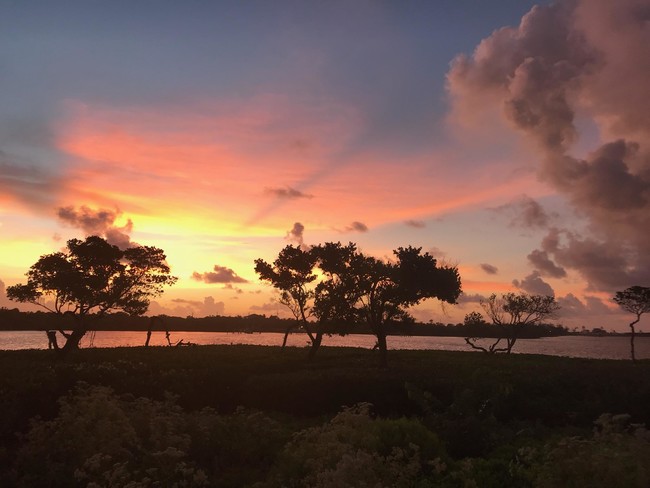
[281,322,298,348]
[145,316,165,347]
[62,327,87,351]
[308,331,323,361]
[630,321,637,362]
[145,318,154,347]
[376,331,388,368]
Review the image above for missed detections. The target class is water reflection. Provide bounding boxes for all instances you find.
[0,331,648,360]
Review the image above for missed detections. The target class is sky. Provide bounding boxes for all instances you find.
[1,0,649,331]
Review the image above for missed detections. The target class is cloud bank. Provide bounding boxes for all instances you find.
[448,0,650,292]
[149,296,225,317]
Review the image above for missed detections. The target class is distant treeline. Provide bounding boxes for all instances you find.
[0,307,586,338]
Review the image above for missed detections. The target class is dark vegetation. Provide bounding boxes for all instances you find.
[6,236,635,361]
[0,307,572,338]
[0,345,648,486]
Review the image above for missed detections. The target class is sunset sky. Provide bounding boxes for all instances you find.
[1,0,648,331]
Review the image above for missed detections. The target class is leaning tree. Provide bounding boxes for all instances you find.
[465,293,560,354]
[254,245,322,358]
[613,286,650,362]
[7,235,177,351]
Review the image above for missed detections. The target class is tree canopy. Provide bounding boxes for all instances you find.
[614,286,650,318]
[7,236,177,350]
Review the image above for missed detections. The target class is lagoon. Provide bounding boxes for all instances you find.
[1,330,648,360]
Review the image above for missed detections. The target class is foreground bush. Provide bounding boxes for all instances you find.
[530,413,650,487]
[266,403,448,487]
[7,383,650,487]
[12,385,290,487]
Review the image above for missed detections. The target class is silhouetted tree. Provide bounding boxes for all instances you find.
[613,286,650,362]
[314,243,462,367]
[7,236,177,351]
[465,293,560,354]
[255,243,461,365]
[254,245,323,358]
[463,311,486,327]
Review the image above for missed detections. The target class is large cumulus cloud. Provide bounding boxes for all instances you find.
[447,0,650,292]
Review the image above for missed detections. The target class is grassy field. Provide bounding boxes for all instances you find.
[1,345,649,486]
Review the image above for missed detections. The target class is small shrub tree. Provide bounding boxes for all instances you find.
[465,293,559,354]
[463,311,486,327]
[613,286,650,362]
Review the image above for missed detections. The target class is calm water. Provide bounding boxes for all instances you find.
[0,330,648,360]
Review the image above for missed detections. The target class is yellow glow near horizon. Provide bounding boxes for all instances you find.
[0,239,60,282]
